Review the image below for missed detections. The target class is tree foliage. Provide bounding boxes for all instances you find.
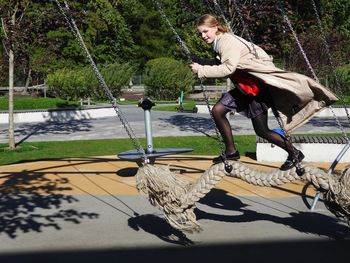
[46,62,134,100]
[0,0,349,96]
[144,57,195,100]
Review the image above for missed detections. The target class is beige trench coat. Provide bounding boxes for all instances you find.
[197,33,338,132]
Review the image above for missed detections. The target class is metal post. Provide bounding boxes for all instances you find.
[138,98,156,154]
[310,141,350,210]
[118,97,193,161]
[144,108,154,154]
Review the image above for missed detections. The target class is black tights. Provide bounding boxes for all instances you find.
[211,103,295,156]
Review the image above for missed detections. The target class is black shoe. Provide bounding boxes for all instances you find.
[213,151,240,164]
[280,150,305,171]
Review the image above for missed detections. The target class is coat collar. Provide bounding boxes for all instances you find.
[213,34,221,53]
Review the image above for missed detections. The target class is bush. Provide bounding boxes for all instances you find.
[46,67,95,100]
[45,63,134,100]
[333,64,350,95]
[97,63,134,99]
[144,57,195,100]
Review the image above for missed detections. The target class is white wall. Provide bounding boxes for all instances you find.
[0,107,116,124]
[257,142,350,162]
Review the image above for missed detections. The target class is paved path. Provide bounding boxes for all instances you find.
[0,155,349,262]
[1,106,350,262]
[0,105,349,143]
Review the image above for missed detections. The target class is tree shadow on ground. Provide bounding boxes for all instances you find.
[11,119,94,145]
[160,114,215,136]
[0,157,192,245]
[196,189,350,240]
[0,162,101,238]
[160,114,255,136]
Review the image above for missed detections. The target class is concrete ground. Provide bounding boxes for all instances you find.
[0,155,349,263]
[1,105,350,262]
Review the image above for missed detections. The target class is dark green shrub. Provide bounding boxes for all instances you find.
[45,63,134,100]
[144,57,195,100]
[333,64,350,95]
[97,63,134,99]
[46,67,96,100]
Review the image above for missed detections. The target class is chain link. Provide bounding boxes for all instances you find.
[152,0,192,61]
[200,78,228,160]
[54,0,148,163]
[310,0,350,131]
[153,0,232,169]
[207,0,300,167]
[277,0,349,143]
[210,0,233,33]
[231,0,259,58]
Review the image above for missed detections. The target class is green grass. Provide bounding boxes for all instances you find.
[0,97,80,111]
[2,94,350,111]
[0,97,202,111]
[1,133,348,166]
[0,135,256,166]
[153,101,197,112]
[335,95,350,106]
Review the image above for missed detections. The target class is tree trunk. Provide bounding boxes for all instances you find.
[8,12,16,150]
[8,47,15,150]
[23,68,31,95]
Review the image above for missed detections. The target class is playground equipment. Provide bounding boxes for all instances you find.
[54,0,350,233]
[118,97,193,163]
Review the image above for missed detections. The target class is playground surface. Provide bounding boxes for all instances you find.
[1,155,349,263]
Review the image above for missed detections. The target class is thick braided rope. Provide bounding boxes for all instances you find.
[226,161,330,188]
[324,167,350,222]
[135,164,201,232]
[136,161,349,232]
[182,163,229,207]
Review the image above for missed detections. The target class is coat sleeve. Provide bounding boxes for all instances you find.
[190,54,220,65]
[197,36,243,78]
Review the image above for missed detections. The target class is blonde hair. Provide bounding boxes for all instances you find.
[196,14,229,34]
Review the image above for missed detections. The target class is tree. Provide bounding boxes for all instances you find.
[144,57,195,100]
[0,0,349,91]
[0,0,30,150]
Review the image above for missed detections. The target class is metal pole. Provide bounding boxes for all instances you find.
[144,109,154,154]
[310,141,350,210]
[138,98,156,154]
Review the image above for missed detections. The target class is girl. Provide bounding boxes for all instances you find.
[190,14,338,170]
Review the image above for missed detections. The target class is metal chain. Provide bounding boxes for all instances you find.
[200,78,228,160]
[153,0,232,170]
[152,0,192,61]
[310,0,350,128]
[209,0,300,168]
[226,0,302,172]
[54,0,148,162]
[310,0,341,91]
[277,0,349,143]
[210,0,233,33]
[277,2,319,82]
[231,0,259,58]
